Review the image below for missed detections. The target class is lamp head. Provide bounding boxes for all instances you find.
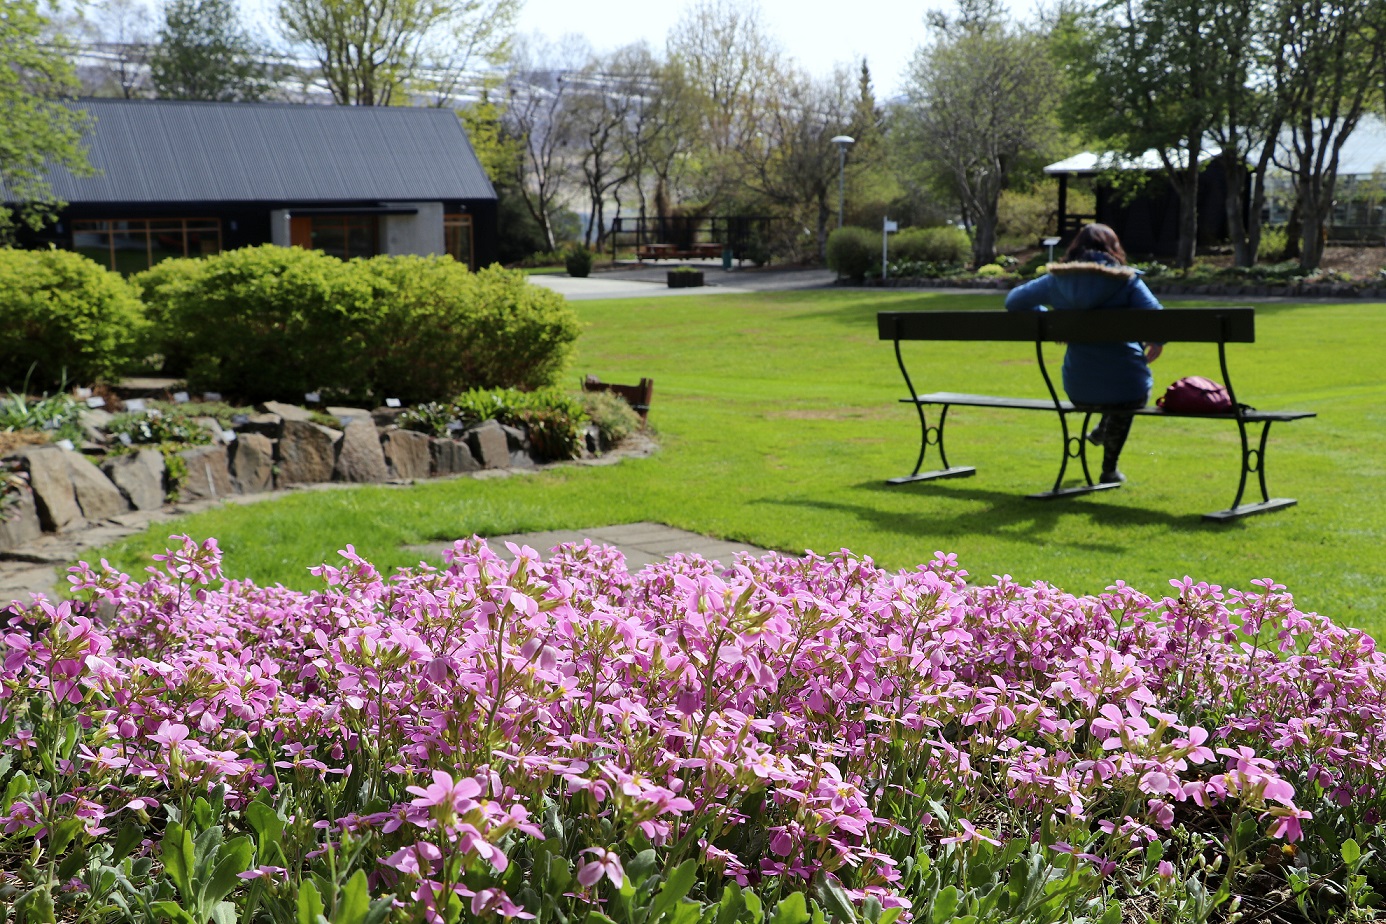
[830,135,855,146]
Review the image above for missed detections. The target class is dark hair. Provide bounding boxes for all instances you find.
[1063,223,1127,264]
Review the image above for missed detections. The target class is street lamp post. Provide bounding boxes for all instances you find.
[830,135,855,229]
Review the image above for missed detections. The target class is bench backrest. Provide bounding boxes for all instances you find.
[877,308,1255,344]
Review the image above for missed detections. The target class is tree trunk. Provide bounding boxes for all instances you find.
[971,214,997,268]
[1222,152,1252,268]
[817,192,831,263]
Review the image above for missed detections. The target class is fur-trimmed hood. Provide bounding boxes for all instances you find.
[1045,260,1143,279]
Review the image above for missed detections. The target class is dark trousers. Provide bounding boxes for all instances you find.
[1088,399,1146,474]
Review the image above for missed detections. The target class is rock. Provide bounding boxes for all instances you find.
[178,445,234,501]
[235,412,284,438]
[510,450,536,469]
[466,420,510,470]
[102,450,166,511]
[381,429,432,479]
[81,408,115,443]
[327,406,372,426]
[499,423,529,452]
[585,423,602,455]
[372,406,407,427]
[191,416,224,435]
[333,418,388,483]
[257,400,316,423]
[65,452,130,521]
[277,419,341,486]
[0,488,42,550]
[229,432,274,493]
[431,437,479,475]
[18,447,83,532]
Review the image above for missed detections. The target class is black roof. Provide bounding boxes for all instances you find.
[30,98,496,205]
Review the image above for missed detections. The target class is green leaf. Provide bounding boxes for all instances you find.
[670,903,702,924]
[744,890,764,924]
[876,910,901,924]
[15,885,58,924]
[769,893,810,924]
[626,849,659,885]
[111,822,145,864]
[1098,900,1122,924]
[815,879,857,924]
[49,818,84,858]
[929,887,959,924]
[205,835,254,906]
[718,883,747,924]
[298,880,325,924]
[209,902,238,924]
[333,870,370,924]
[1342,839,1362,865]
[161,823,195,902]
[149,901,198,924]
[648,860,699,924]
[245,801,285,848]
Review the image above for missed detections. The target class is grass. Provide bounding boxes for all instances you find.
[88,289,1386,635]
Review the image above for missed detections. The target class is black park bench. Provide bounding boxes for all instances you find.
[877,308,1316,522]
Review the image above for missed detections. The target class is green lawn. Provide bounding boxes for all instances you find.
[90,289,1386,634]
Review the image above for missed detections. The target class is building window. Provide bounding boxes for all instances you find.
[444,214,473,269]
[72,218,221,273]
[289,215,379,260]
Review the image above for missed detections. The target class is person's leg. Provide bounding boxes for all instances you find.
[1100,412,1135,481]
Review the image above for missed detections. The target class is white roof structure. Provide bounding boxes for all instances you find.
[1044,147,1221,175]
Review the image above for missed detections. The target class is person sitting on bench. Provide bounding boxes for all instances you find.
[1004,223,1165,484]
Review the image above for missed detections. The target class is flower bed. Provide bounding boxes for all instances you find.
[2,540,1384,922]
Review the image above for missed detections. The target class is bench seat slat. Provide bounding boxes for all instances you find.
[904,391,1314,421]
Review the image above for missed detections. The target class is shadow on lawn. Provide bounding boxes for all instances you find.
[757,479,1234,553]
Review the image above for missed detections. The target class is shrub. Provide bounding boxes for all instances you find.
[974,263,1010,278]
[137,249,580,405]
[135,245,377,402]
[0,388,84,444]
[452,386,588,462]
[0,248,145,389]
[582,390,643,445]
[826,226,877,281]
[105,408,212,448]
[890,225,970,264]
[564,246,594,278]
[1258,224,1289,262]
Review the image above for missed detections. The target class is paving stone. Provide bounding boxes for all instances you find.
[466,420,510,469]
[229,432,274,493]
[277,420,341,486]
[179,445,234,501]
[16,447,83,532]
[431,438,480,475]
[334,418,389,483]
[381,429,432,479]
[102,449,166,511]
[0,489,42,551]
[258,401,315,422]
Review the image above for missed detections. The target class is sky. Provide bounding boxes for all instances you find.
[512,0,952,100]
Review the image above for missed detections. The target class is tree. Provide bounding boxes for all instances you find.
[75,0,154,98]
[0,0,93,236]
[1053,0,1221,269]
[148,0,275,101]
[900,3,1059,266]
[277,0,518,106]
[742,66,858,261]
[1270,0,1386,270]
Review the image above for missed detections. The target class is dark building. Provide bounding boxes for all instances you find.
[15,98,497,273]
[1044,150,1231,258]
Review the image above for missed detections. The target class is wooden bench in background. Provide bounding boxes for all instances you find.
[635,243,723,261]
[876,307,1316,521]
[583,375,653,423]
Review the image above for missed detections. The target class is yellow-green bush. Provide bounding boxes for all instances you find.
[136,248,580,404]
[827,227,878,281]
[889,226,970,265]
[0,248,145,389]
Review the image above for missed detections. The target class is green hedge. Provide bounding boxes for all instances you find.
[890,226,970,265]
[0,248,146,389]
[136,247,580,404]
[826,227,877,282]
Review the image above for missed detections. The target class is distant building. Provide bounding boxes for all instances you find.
[1262,114,1386,242]
[13,98,497,273]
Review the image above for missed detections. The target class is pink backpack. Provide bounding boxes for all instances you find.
[1157,376,1233,413]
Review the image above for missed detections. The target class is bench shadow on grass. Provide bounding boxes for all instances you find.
[756,479,1235,555]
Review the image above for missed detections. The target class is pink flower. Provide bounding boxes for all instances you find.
[576,848,624,888]
[407,770,482,814]
[940,819,1001,848]
[149,721,190,750]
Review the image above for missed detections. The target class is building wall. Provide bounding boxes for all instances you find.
[380,202,445,256]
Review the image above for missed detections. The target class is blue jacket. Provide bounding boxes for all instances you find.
[1004,257,1163,405]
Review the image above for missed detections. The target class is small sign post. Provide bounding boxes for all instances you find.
[882,219,899,280]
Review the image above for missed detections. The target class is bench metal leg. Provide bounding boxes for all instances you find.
[1204,418,1297,521]
[887,403,976,484]
[1027,410,1120,500]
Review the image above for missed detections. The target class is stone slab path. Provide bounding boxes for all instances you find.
[407,522,778,571]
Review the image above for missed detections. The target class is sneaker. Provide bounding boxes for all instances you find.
[1099,470,1126,484]
[1086,422,1106,445]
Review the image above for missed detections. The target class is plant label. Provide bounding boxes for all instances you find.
[76,387,92,398]
[173,391,190,404]
[386,398,401,408]
[125,398,147,412]
[230,414,249,426]
[119,433,133,446]
[56,439,75,451]
[86,396,106,408]
[203,392,222,402]
[222,430,237,443]
[305,392,321,404]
